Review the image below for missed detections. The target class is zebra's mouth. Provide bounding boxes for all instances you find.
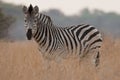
[26,29,32,40]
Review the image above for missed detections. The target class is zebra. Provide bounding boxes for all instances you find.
[22,4,102,67]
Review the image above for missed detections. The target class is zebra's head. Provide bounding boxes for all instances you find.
[22,4,39,40]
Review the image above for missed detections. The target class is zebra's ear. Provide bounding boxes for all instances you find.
[23,6,27,14]
[34,6,39,14]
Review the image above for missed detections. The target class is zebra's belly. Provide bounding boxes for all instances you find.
[39,46,82,61]
[39,45,69,60]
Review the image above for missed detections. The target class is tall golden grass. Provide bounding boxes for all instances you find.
[0,37,120,80]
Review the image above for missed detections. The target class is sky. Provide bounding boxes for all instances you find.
[2,0,120,15]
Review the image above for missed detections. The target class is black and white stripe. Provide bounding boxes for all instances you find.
[23,5,102,67]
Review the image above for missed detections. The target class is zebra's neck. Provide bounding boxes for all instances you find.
[33,13,58,51]
[36,13,53,26]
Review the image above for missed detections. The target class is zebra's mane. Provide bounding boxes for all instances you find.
[28,4,33,15]
[38,13,53,26]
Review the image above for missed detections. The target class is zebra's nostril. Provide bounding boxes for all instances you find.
[26,29,32,40]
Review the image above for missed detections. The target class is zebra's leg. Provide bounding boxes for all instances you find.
[93,51,101,80]
[94,51,100,67]
[43,58,51,70]
[42,54,51,70]
[55,56,62,63]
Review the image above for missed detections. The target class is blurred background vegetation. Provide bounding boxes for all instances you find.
[0,1,120,40]
[0,5,15,39]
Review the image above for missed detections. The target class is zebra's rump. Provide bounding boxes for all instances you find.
[64,24,102,52]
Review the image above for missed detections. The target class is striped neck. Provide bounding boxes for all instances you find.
[35,13,53,26]
[33,13,57,48]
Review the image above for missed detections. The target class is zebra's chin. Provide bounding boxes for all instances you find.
[26,29,32,40]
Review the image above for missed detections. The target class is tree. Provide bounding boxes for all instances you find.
[0,8,15,39]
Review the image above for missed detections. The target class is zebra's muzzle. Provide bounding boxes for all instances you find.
[26,29,32,40]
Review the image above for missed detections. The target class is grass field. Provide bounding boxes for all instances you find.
[0,37,120,80]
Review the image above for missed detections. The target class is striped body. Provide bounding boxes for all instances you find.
[23,5,102,66]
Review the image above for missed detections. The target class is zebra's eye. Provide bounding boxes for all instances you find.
[24,19,27,22]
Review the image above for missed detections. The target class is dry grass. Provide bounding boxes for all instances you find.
[0,37,120,80]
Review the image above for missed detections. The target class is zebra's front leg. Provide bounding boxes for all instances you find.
[42,54,52,70]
